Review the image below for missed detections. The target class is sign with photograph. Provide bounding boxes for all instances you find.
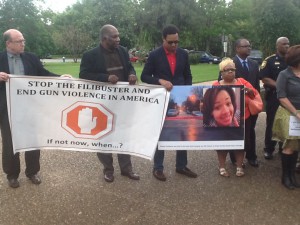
[158,85,245,150]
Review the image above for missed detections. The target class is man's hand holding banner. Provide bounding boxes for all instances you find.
[6,76,245,160]
[6,76,170,160]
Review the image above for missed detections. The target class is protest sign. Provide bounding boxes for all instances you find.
[6,76,169,160]
[158,85,245,150]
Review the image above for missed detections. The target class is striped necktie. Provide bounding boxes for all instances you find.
[242,61,249,72]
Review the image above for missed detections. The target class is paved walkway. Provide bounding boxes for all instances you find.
[1,113,300,225]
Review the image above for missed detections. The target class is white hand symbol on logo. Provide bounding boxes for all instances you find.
[78,107,97,134]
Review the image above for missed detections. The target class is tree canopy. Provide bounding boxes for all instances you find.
[0,0,299,59]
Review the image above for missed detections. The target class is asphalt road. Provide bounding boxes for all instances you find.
[0,112,300,225]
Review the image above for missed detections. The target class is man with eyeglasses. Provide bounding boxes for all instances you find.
[141,24,197,181]
[234,39,260,168]
[0,29,71,188]
[80,24,140,183]
[260,37,289,160]
[219,38,260,167]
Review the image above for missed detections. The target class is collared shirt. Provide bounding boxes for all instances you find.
[260,53,287,82]
[163,47,176,75]
[236,55,249,70]
[7,52,25,75]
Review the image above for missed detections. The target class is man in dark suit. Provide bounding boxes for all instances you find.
[219,39,260,167]
[0,29,70,188]
[141,24,197,181]
[80,24,139,183]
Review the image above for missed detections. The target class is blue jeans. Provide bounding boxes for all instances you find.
[153,149,187,171]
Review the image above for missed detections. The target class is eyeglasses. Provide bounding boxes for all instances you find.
[167,40,179,45]
[239,45,251,48]
[223,68,236,73]
[10,39,26,44]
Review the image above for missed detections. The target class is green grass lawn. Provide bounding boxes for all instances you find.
[44,62,219,83]
[44,62,80,77]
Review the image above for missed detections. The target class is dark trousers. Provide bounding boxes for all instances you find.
[0,109,40,180]
[153,149,187,171]
[264,94,282,153]
[97,153,132,174]
[245,114,258,160]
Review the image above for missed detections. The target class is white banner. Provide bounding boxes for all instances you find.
[6,76,170,160]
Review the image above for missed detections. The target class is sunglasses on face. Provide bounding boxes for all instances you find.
[167,40,179,45]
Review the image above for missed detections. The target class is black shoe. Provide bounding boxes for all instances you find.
[264,152,273,160]
[8,178,20,188]
[153,170,167,181]
[29,174,42,185]
[248,159,259,167]
[176,167,198,178]
[104,172,114,182]
[121,171,140,180]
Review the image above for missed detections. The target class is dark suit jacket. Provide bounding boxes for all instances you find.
[79,45,136,82]
[141,46,192,85]
[218,55,260,91]
[0,50,57,114]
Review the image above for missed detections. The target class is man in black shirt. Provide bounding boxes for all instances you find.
[260,37,289,159]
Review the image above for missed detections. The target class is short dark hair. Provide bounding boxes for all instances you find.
[234,38,249,48]
[234,39,242,48]
[202,86,237,126]
[285,45,300,67]
[162,24,179,39]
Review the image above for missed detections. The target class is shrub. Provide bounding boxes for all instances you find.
[189,54,199,65]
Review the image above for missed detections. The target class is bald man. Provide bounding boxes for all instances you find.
[0,29,71,188]
[80,24,139,183]
[260,37,290,160]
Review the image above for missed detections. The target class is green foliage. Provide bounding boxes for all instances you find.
[63,0,139,49]
[188,54,200,65]
[252,0,300,55]
[192,0,227,52]
[1,0,300,60]
[0,0,55,57]
[135,0,199,49]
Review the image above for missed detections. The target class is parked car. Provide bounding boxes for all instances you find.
[42,53,52,59]
[188,51,221,64]
[249,49,263,65]
[166,109,179,117]
[192,111,202,116]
